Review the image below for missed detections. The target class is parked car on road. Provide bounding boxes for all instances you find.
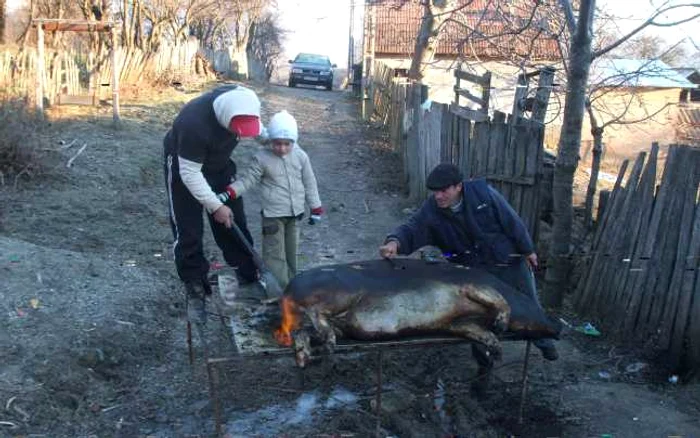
[288,53,336,90]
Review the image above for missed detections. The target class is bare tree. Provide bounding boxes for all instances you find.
[408,0,459,81]
[1,0,6,45]
[543,0,700,307]
[246,10,286,80]
[620,35,688,67]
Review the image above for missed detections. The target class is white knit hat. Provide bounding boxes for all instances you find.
[212,86,261,130]
[267,110,298,143]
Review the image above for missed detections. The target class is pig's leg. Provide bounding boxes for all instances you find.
[448,321,502,360]
[307,307,337,352]
[460,286,510,333]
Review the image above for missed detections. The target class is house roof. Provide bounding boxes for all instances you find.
[590,58,697,89]
[673,67,700,84]
[371,0,563,61]
[673,67,698,78]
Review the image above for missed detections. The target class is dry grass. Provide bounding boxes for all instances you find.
[0,93,48,187]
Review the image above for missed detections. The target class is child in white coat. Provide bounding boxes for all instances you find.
[218,110,323,288]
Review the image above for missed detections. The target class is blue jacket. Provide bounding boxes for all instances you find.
[387,179,534,266]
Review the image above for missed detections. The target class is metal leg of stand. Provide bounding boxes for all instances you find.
[187,320,194,367]
[375,349,383,437]
[518,341,532,425]
[207,360,223,437]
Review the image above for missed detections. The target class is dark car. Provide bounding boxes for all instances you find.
[288,53,337,90]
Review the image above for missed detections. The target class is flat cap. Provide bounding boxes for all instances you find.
[426,163,463,190]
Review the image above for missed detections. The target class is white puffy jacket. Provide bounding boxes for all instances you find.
[231,145,322,218]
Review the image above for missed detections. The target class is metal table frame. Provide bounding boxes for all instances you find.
[186,302,534,438]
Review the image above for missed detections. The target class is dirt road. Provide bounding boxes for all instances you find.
[1,81,699,437]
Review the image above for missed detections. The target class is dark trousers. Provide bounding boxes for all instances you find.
[164,154,257,284]
[472,258,555,368]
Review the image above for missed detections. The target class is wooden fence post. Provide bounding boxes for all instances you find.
[111,24,121,125]
[595,190,610,226]
[35,21,45,114]
[531,66,555,124]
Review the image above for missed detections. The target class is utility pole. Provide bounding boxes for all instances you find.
[361,0,376,119]
[347,0,355,87]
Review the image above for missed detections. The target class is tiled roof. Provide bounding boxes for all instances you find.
[371,0,563,61]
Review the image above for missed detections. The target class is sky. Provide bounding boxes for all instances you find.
[275,0,700,68]
[276,0,359,68]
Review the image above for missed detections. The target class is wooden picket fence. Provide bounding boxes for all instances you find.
[0,49,81,99]
[367,61,551,242]
[0,39,204,104]
[574,143,700,374]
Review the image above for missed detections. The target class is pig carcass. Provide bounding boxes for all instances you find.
[275,258,562,367]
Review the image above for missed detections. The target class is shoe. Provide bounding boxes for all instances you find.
[236,269,259,285]
[539,345,559,361]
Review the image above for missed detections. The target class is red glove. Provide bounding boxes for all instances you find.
[216,185,237,203]
[309,206,323,224]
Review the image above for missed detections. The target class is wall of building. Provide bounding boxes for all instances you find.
[375,57,528,112]
[545,87,682,166]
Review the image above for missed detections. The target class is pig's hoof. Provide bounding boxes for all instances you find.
[487,343,502,361]
[493,312,508,333]
[323,341,336,355]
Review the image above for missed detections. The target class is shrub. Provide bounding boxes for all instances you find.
[0,94,46,186]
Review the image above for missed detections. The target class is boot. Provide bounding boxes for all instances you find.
[185,281,207,324]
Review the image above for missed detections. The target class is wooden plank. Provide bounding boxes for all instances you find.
[471,121,490,179]
[574,156,637,311]
[453,86,486,107]
[511,118,530,221]
[457,117,471,178]
[523,122,544,239]
[686,241,700,370]
[499,114,516,202]
[481,71,492,112]
[443,104,454,164]
[510,74,528,123]
[487,111,506,176]
[607,144,658,332]
[589,152,647,318]
[36,22,45,112]
[633,146,685,337]
[668,159,700,364]
[596,190,611,225]
[454,68,461,106]
[57,95,95,105]
[454,69,489,86]
[657,150,700,352]
[421,103,442,188]
[450,105,488,122]
[405,84,417,198]
[592,160,630,249]
[531,66,555,124]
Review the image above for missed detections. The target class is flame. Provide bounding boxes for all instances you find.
[274,296,300,346]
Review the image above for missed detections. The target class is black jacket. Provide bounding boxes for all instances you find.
[163,85,240,177]
[387,178,534,266]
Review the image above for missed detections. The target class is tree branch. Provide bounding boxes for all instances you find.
[593,4,700,59]
[558,0,576,35]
